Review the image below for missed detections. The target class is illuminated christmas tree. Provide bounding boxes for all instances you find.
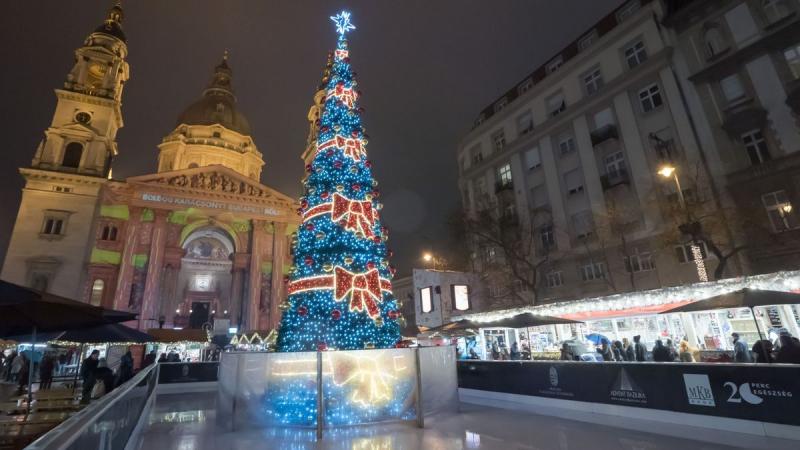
[277,11,401,352]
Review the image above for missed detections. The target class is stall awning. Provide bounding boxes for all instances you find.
[559,300,693,321]
[147,328,209,343]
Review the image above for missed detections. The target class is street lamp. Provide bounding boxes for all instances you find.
[657,164,708,282]
[422,252,438,271]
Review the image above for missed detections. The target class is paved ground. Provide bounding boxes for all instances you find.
[138,392,797,450]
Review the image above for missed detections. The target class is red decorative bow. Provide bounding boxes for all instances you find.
[318,134,365,162]
[327,84,357,108]
[334,267,382,317]
[332,193,375,237]
[335,49,349,60]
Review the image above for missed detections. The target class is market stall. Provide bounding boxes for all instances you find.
[146,328,210,362]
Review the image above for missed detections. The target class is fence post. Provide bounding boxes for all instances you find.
[316,351,324,440]
[415,347,424,428]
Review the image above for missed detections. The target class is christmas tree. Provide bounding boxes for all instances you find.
[277,11,401,352]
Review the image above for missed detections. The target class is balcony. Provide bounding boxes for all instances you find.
[600,171,630,190]
[495,180,514,194]
[721,99,767,136]
[590,124,619,147]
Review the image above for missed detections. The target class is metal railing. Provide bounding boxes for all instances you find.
[25,364,158,450]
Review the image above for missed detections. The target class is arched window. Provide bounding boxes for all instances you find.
[763,0,790,24]
[101,224,118,241]
[703,26,727,59]
[90,279,104,306]
[62,142,84,168]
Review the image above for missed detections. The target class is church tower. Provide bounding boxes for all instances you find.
[1,3,129,299]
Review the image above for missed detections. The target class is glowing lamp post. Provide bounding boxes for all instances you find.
[658,165,708,282]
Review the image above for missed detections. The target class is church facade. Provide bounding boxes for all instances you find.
[1,4,299,331]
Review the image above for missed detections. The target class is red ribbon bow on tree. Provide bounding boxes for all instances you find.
[318,135,365,162]
[334,266,383,318]
[332,193,375,237]
[327,83,357,108]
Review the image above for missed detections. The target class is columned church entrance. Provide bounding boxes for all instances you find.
[175,228,234,329]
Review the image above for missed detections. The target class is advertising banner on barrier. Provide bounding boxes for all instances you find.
[457,361,800,426]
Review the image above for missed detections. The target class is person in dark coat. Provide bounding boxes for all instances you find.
[612,341,624,361]
[80,350,100,404]
[143,350,156,367]
[732,333,753,363]
[157,353,168,363]
[752,340,773,364]
[510,342,521,360]
[633,335,647,361]
[39,353,55,390]
[775,335,800,364]
[16,354,29,395]
[117,350,134,386]
[622,338,634,361]
[597,339,613,362]
[652,340,672,362]
[559,342,575,361]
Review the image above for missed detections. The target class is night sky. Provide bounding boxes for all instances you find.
[0,0,620,276]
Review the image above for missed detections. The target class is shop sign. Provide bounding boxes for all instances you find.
[683,374,715,407]
[609,368,647,405]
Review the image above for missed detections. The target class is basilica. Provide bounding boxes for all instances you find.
[1,4,300,332]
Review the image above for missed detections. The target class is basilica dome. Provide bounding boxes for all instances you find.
[176,55,252,136]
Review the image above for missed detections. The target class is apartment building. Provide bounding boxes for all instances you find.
[456,0,735,305]
[664,0,800,274]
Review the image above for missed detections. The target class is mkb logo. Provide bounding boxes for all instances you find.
[683,374,715,407]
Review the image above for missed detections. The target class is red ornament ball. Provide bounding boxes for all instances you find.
[283,276,290,283]
[304,255,314,266]
[373,236,382,244]
[305,222,315,231]
[326,149,335,157]
[298,306,308,316]
[388,310,399,320]
[334,161,343,169]
[320,126,330,133]
[366,261,376,270]
[365,160,373,168]
[331,309,342,320]
[372,189,380,198]
[389,266,397,275]
[351,130,359,138]
[305,164,312,173]
[388,249,394,257]
[317,342,328,351]
[352,183,361,191]
[321,191,330,199]
[300,199,308,209]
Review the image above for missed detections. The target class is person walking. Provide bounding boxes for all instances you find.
[80,350,100,404]
[665,339,677,361]
[39,353,55,390]
[612,340,625,361]
[678,340,695,362]
[652,340,672,362]
[752,340,773,364]
[732,333,752,363]
[775,335,800,364]
[622,338,634,361]
[597,339,613,362]
[157,353,168,363]
[633,335,648,362]
[510,342,521,360]
[117,350,134,386]
[560,342,575,361]
[7,351,20,382]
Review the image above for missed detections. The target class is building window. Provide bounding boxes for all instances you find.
[593,108,615,129]
[530,184,548,208]
[572,211,594,240]
[494,97,508,113]
[624,249,655,273]
[517,111,534,135]
[616,1,641,22]
[471,144,484,164]
[784,43,800,79]
[583,68,604,96]
[524,147,541,170]
[762,0,791,24]
[675,242,709,263]
[624,40,648,69]
[31,274,49,292]
[638,83,663,112]
[558,133,576,156]
[452,285,471,311]
[605,151,627,180]
[41,216,65,236]
[539,224,556,249]
[62,142,84,169]
[547,92,566,117]
[483,246,497,264]
[720,74,746,103]
[518,78,534,95]
[578,30,598,51]
[580,261,606,282]
[564,169,584,196]
[420,287,433,313]
[546,55,563,74]
[491,129,506,152]
[53,185,73,193]
[212,131,221,138]
[546,271,564,288]
[741,129,771,165]
[497,163,513,186]
[90,279,104,306]
[101,224,118,241]
[762,190,800,232]
[475,178,487,198]
[703,26,728,59]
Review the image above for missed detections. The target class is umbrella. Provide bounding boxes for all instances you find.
[659,288,800,340]
[584,333,608,345]
[0,279,137,410]
[58,323,153,344]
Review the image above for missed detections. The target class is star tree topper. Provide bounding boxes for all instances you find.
[330,11,356,36]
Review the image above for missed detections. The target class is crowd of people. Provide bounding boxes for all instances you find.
[557,331,800,364]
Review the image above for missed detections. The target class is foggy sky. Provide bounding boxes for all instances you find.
[0,0,621,276]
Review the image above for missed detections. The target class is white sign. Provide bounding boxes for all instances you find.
[141,192,280,216]
[683,374,715,407]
